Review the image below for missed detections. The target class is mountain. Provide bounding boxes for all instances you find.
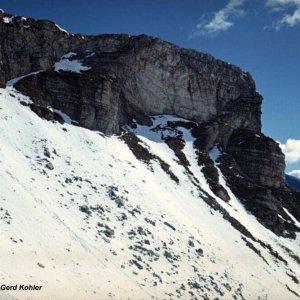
[0,9,300,300]
[286,174,300,192]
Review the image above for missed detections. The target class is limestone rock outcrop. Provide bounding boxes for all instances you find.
[1,11,261,135]
[227,129,286,188]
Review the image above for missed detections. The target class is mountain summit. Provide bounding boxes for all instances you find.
[0,10,299,300]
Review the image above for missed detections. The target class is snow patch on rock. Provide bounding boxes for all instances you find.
[55,24,69,35]
[54,52,91,73]
[3,16,13,24]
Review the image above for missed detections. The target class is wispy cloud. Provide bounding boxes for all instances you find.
[189,0,300,38]
[287,169,300,178]
[189,0,247,38]
[266,0,300,29]
[279,139,300,164]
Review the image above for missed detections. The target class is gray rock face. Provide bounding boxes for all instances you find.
[0,11,69,86]
[227,129,286,188]
[0,10,286,192]
[15,70,122,134]
[14,44,262,136]
[1,11,261,134]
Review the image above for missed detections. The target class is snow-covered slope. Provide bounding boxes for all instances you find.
[0,86,299,300]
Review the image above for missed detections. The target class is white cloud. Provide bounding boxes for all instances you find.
[266,0,300,29]
[287,169,300,178]
[189,0,300,38]
[190,0,247,37]
[279,139,300,164]
[267,0,300,8]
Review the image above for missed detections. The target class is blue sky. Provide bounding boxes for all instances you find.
[1,0,300,173]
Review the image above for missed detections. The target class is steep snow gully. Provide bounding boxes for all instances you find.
[0,82,299,299]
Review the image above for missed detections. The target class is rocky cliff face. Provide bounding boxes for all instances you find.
[0,10,262,133]
[227,129,286,188]
[1,10,298,236]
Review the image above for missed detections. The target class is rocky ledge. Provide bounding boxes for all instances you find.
[1,10,299,236]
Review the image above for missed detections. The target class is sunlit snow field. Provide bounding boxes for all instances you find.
[0,85,299,300]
